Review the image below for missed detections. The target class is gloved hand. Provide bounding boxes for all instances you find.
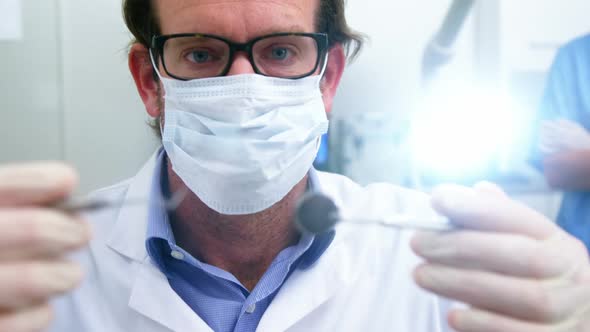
[0,163,90,332]
[412,183,590,332]
[539,119,590,155]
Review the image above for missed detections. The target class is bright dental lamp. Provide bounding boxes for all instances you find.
[408,85,530,184]
[412,0,532,185]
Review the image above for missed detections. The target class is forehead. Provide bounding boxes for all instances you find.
[155,0,319,41]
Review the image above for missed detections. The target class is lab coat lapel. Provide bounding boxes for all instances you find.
[106,153,359,331]
[257,239,360,332]
[128,258,213,332]
[105,150,212,331]
[106,150,157,262]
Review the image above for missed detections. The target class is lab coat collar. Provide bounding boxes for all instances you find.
[106,150,213,331]
[128,258,213,332]
[256,170,362,332]
[258,238,360,331]
[106,149,160,262]
[106,151,330,264]
[124,247,359,332]
[258,170,361,330]
[105,151,359,331]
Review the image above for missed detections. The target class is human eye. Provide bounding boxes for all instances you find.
[185,49,216,64]
[253,36,316,77]
[270,46,292,60]
[263,44,299,63]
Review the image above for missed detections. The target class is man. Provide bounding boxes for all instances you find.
[0,1,589,331]
[535,33,590,252]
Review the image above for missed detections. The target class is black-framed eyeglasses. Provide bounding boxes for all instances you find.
[151,32,329,80]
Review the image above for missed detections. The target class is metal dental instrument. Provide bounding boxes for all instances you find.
[295,193,455,234]
[55,188,189,213]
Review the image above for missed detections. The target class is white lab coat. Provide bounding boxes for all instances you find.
[50,152,457,332]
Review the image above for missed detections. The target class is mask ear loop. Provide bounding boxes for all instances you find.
[317,53,330,84]
[149,49,167,136]
[315,53,330,149]
[317,53,330,90]
[149,49,166,82]
[319,53,330,77]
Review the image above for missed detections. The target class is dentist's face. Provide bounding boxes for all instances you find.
[130,0,346,120]
[155,0,319,77]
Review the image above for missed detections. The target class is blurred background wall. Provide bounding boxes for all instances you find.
[0,0,159,194]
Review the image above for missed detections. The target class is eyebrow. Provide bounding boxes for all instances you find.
[257,25,312,36]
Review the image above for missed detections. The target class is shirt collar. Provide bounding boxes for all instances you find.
[145,149,175,245]
[145,148,334,269]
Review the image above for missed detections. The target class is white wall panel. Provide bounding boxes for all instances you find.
[0,0,62,162]
[59,0,159,193]
[500,0,590,72]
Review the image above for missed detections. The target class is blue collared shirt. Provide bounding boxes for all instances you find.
[145,150,334,332]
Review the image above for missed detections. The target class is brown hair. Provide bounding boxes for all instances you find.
[123,0,364,60]
[122,0,364,135]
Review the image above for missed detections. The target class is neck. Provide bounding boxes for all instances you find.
[167,160,307,291]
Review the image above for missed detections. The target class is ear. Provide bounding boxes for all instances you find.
[320,45,346,115]
[129,43,162,118]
